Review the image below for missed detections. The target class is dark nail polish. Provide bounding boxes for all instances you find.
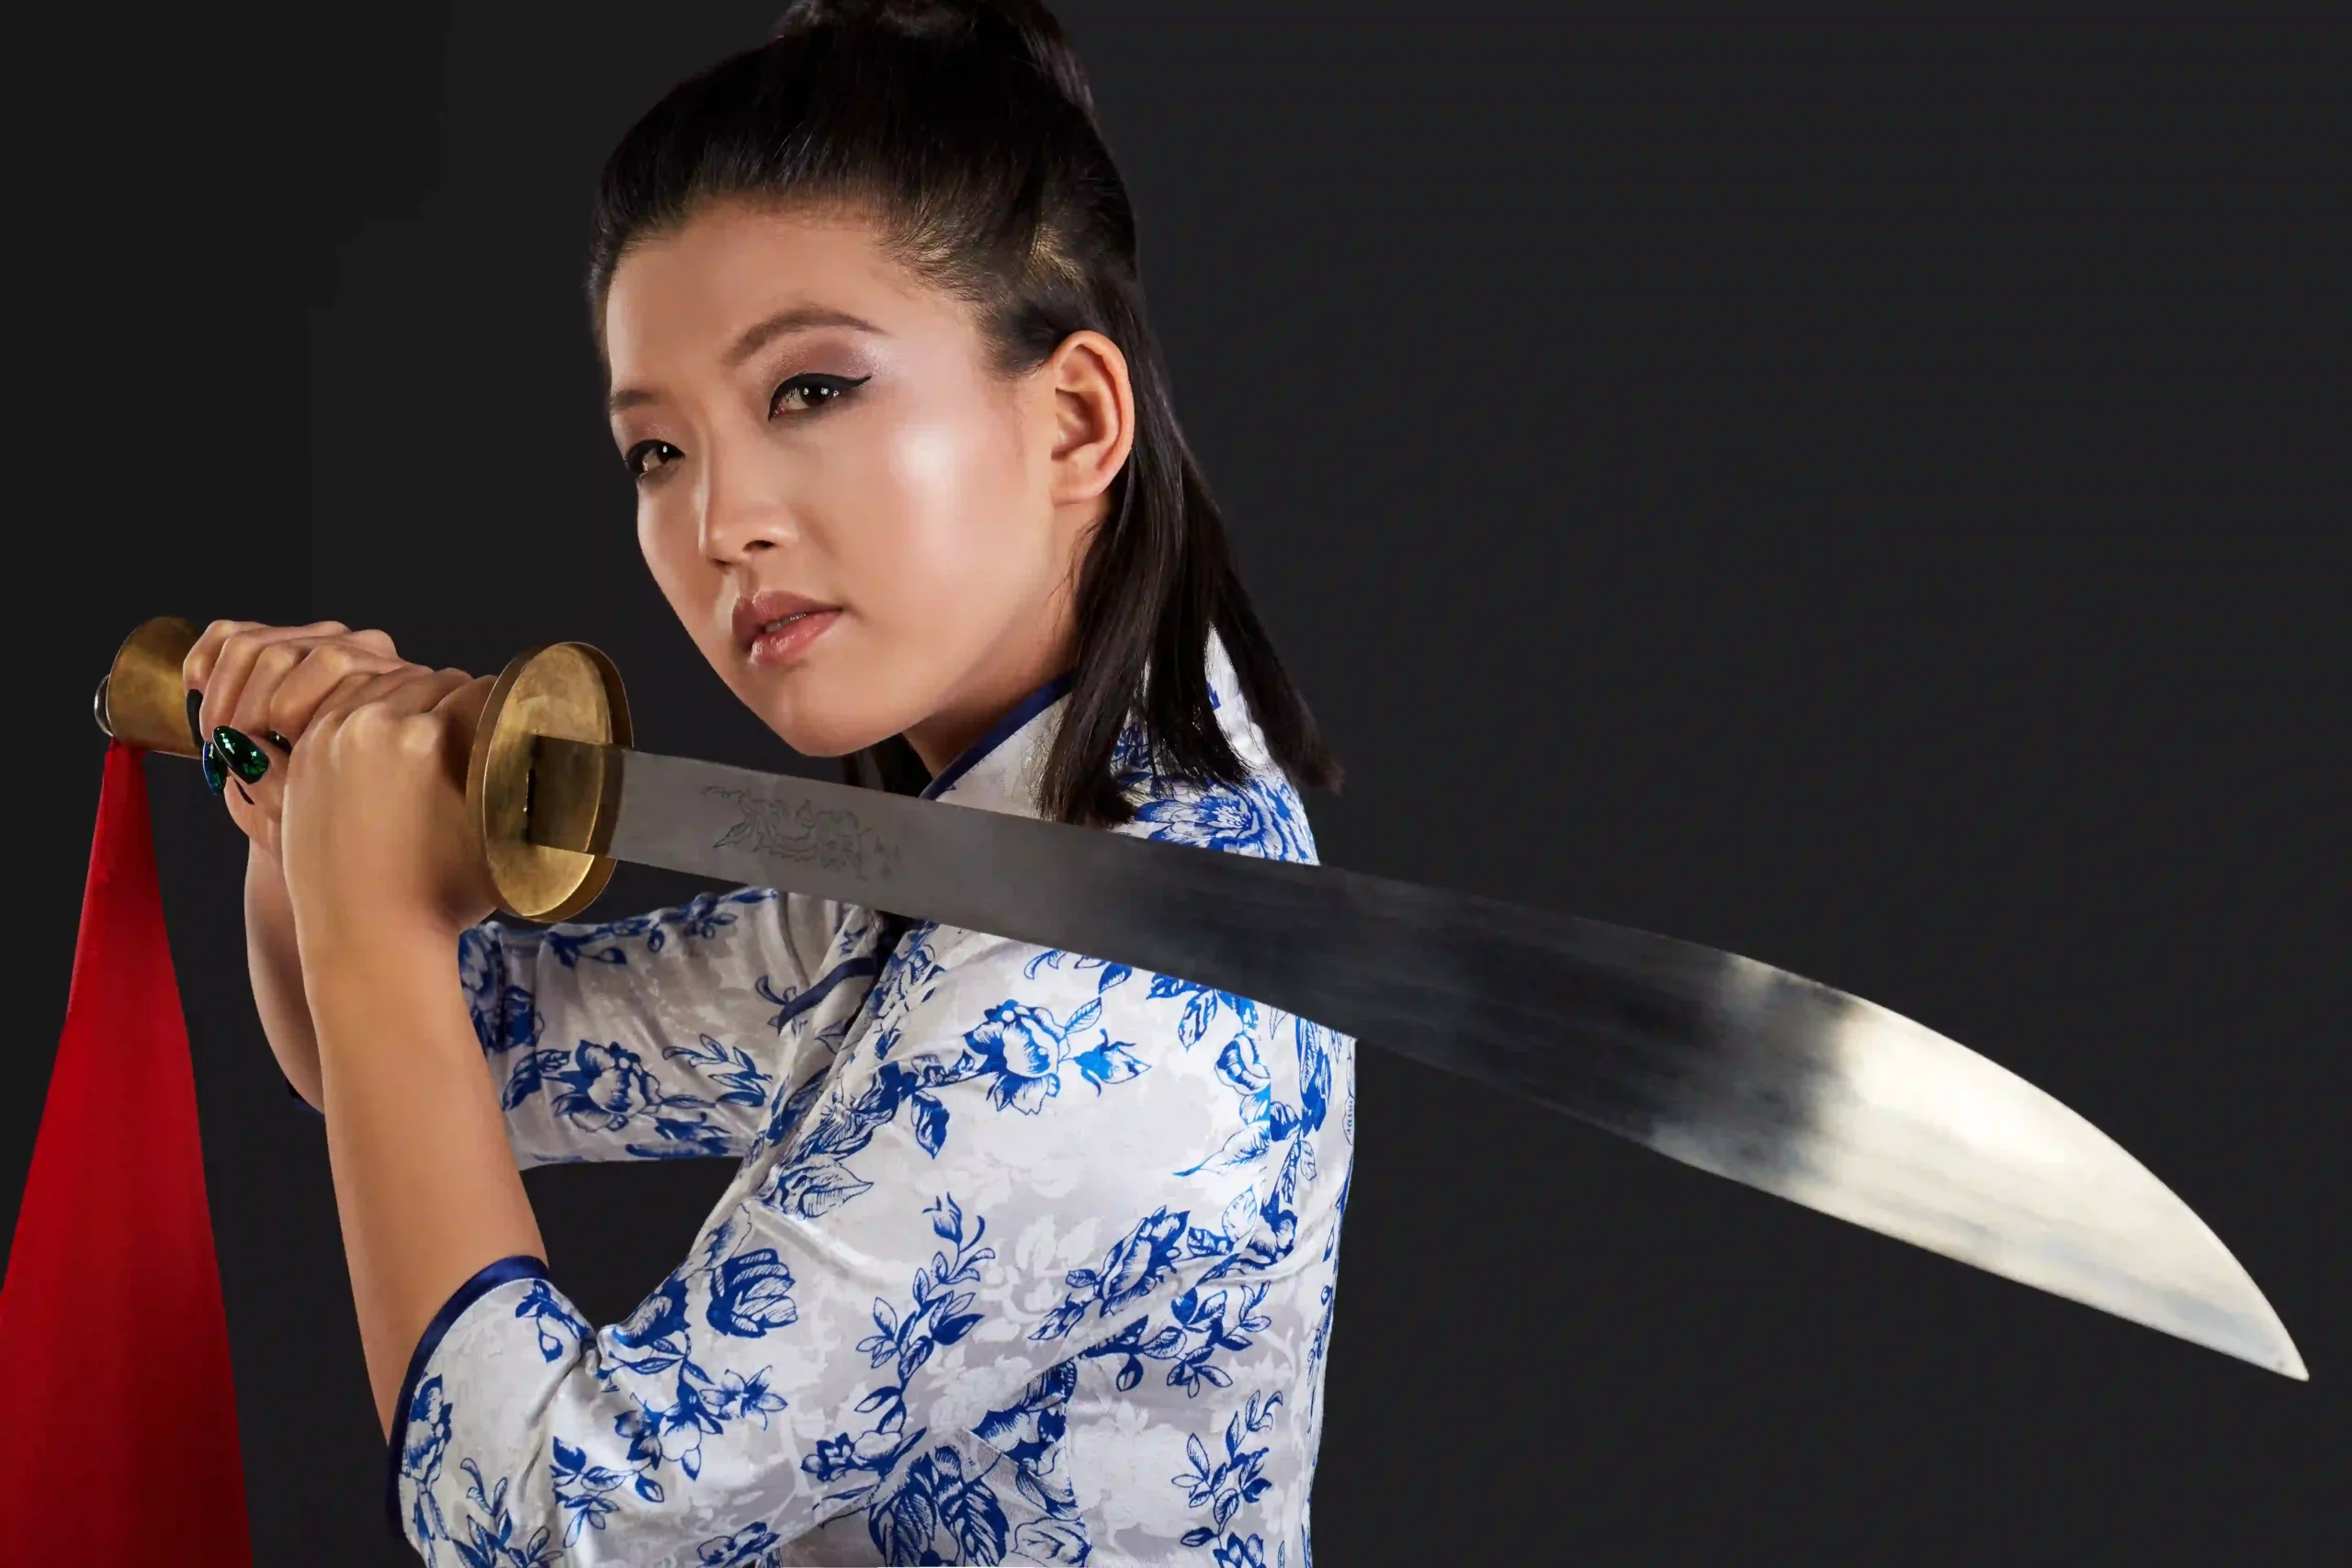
[264,730,294,752]
[211,726,271,784]
[186,690,206,752]
[201,740,228,797]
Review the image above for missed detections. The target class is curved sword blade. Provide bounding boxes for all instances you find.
[532,739,2306,1381]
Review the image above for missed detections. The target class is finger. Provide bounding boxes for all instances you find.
[182,619,262,698]
[185,617,346,692]
[363,667,478,721]
[219,737,288,840]
[246,640,411,743]
[304,662,441,731]
[198,622,348,745]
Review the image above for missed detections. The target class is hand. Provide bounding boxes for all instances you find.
[182,620,419,862]
[277,665,502,959]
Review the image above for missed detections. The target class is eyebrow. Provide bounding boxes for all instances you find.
[605,306,886,415]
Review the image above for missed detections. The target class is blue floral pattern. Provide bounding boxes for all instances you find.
[399,635,1350,1566]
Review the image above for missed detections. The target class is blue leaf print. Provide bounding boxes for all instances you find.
[1024,946,1136,995]
[764,1156,874,1219]
[1072,1036,1148,1092]
[910,1090,949,1156]
[1215,1035,1271,1097]
[661,1033,775,1108]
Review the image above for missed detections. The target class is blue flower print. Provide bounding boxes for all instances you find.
[549,1041,663,1131]
[865,921,947,1027]
[1212,1535,1269,1568]
[962,996,1151,1115]
[869,1446,1010,1566]
[458,929,542,1055]
[975,1360,1086,1529]
[1035,1204,1234,1341]
[966,997,1097,1113]
[696,1522,785,1566]
[706,1247,798,1337]
[1133,779,1313,863]
[400,1374,455,1543]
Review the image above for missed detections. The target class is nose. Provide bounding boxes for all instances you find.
[697,442,800,564]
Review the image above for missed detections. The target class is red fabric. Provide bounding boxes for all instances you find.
[0,742,253,1562]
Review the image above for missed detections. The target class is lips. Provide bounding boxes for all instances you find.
[731,588,839,649]
[731,587,843,669]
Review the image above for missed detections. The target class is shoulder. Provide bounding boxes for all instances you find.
[1106,682,1322,867]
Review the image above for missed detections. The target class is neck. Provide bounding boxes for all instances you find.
[900,609,1077,778]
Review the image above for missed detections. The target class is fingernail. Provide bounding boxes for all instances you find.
[211,726,271,784]
[186,690,205,752]
[264,730,294,752]
[201,740,228,797]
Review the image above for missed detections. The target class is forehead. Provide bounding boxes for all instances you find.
[601,198,949,374]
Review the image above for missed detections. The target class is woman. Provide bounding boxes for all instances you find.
[185,3,1352,1564]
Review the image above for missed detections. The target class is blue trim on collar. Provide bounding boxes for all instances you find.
[919,671,1075,802]
[384,1253,551,1544]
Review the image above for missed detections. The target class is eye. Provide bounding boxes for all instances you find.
[770,372,872,418]
[624,439,681,479]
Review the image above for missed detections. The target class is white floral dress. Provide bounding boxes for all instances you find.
[389,640,1355,1568]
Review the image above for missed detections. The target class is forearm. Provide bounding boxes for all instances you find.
[246,844,324,1109]
[304,921,547,1439]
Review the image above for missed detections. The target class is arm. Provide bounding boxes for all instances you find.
[247,842,325,1110]
[308,917,546,1437]
[461,886,849,1167]
[390,926,1328,1562]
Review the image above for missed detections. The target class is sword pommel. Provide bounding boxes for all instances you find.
[92,616,202,757]
[466,642,632,922]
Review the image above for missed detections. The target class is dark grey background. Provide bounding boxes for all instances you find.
[9,4,2343,1562]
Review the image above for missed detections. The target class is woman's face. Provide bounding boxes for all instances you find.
[602,197,1131,767]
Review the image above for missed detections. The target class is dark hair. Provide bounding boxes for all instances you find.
[585,0,1340,825]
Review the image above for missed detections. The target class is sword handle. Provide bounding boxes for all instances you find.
[93,618,632,923]
[91,616,204,756]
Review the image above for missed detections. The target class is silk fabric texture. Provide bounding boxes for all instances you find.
[391,637,1354,1568]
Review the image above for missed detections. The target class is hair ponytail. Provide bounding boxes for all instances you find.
[591,0,1341,824]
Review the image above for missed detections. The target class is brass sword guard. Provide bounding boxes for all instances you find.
[92,617,631,923]
[467,642,631,922]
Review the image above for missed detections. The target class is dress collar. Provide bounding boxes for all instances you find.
[920,633,1256,819]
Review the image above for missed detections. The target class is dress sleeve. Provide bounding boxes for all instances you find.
[458,886,851,1168]
[390,921,1331,1565]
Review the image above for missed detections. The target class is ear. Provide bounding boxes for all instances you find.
[1037,330,1136,512]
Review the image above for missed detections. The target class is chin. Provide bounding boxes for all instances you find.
[741,674,910,760]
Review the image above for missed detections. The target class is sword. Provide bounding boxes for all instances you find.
[96,618,2308,1382]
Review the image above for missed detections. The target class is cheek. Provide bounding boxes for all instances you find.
[845,404,1042,626]
[637,503,728,655]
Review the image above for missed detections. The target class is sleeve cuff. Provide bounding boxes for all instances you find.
[384,1253,551,1544]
